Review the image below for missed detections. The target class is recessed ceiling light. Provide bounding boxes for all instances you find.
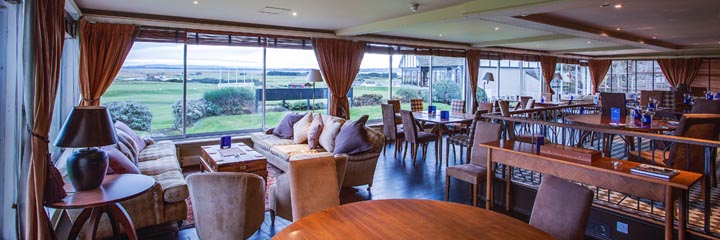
[494,27,500,31]
[614,3,623,8]
[587,41,592,44]
[601,33,608,37]
[639,40,645,44]
[193,0,199,4]
[438,34,443,37]
[615,27,621,31]
[652,36,657,39]
[292,12,297,16]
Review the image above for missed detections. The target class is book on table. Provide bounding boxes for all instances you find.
[630,164,679,179]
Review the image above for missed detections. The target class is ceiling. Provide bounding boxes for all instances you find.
[76,0,720,58]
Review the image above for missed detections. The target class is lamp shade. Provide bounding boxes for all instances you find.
[307,69,323,83]
[55,106,118,148]
[482,72,494,82]
[552,72,563,81]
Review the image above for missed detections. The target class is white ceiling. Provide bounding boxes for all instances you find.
[76,0,720,58]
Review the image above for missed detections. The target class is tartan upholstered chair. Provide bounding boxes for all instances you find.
[410,98,424,112]
[445,110,487,166]
[447,99,467,134]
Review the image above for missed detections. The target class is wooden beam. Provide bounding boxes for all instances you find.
[549,45,636,54]
[472,34,574,47]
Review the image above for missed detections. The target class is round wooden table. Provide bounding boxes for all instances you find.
[46,174,155,240]
[564,114,675,132]
[273,199,554,240]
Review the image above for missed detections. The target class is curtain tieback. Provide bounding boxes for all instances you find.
[81,97,99,104]
[26,126,49,143]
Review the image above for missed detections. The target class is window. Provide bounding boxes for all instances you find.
[353,53,390,120]
[597,60,671,93]
[393,54,431,110]
[479,60,543,101]
[431,56,465,110]
[552,63,590,97]
[266,48,322,123]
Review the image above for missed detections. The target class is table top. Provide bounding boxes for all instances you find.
[273,199,554,240]
[564,114,676,132]
[47,174,155,209]
[479,140,702,189]
[410,111,475,124]
[201,143,266,166]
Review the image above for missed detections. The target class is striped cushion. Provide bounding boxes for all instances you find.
[447,134,471,146]
[410,99,424,112]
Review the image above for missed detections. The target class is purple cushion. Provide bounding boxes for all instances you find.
[102,146,140,175]
[308,114,324,149]
[334,115,374,155]
[114,121,147,151]
[273,113,307,139]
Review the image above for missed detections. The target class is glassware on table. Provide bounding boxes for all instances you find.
[648,97,658,108]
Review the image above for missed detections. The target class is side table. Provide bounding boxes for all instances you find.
[199,143,268,179]
[46,174,155,240]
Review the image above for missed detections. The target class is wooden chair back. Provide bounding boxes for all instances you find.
[691,99,720,114]
[530,175,593,240]
[470,121,501,166]
[477,102,494,113]
[600,92,628,116]
[666,114,720,173]
[387,99,401,113]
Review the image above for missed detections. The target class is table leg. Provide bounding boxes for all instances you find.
[486,149,493,210]
[85,207,103,240]
[664,186,674,240]
[677,188,688,240]
[107,202,139,240]
[437,126,444,164]
[68,208,92,240]
[106,205,120,239]
[505,166,512,211]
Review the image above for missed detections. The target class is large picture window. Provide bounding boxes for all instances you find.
[598,60,670,93]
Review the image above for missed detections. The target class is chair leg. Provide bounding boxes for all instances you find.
[402,141,409,161]
[383,137,388,155]
[445,175,450,201]
[423,143,429,161]
[270,210,276,225]
[465,146,471,164]
[412,144,418,165]
[472,183,478,207]
[445,141,450,167]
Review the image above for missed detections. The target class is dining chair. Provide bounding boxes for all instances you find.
[514,96,532,110]
[640,90,664,108]
[498,100,535,142]
[445,121,501,206]
[445,110,487,166]
[400,110,438,165]
[530,175,593,240]
[691,98,720,113]
[447,99,468,134]
[288,154,347,221]
[477,102,494,113]
[525,99,535,109]
[387,99,402,124]
[410,98,424,112]
[381,104,404,156]
[269,153,347,223]
[541,93,552,102]
[187,172,265,239]
[600,92,628,116]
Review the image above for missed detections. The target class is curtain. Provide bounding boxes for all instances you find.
[466,50,480,112]
[656,58,704,89]
[79,19,138,106]
[540,56,558,95]
[312,38,366,119]
[25,0,66,239]
[588,59,612,94]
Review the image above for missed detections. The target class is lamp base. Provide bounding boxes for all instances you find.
[67,148,109,191]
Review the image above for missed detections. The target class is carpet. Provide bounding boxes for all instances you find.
[180,164,282,230]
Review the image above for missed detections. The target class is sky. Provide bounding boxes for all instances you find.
[124,42,396,69]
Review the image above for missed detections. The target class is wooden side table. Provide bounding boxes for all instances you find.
[199,143,268,179]
[46,174,155,240]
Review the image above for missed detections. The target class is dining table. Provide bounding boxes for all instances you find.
[410,111,475,163]
[564,114,677,156]
[272,199,554,240]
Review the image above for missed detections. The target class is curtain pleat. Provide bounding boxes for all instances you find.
[25,0,66,239]
[588,60,612,94]
[312,38,366,119]
[540,56,558,95]
[79,19,138,106]
[656,58,704,88]
[466,50,480,112]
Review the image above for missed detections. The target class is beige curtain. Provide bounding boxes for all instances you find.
[540,56,558,95]
[656,58,704,88]
[312,38,366,119]
[466,50,480,112]
[79,19,138,106]
[25,0,67,238]
[588,60,612,94]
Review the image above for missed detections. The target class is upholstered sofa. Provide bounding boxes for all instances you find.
[251,115,384,190]
[55,140,188,238]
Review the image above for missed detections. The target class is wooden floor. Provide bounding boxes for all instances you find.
[158,142,486,240]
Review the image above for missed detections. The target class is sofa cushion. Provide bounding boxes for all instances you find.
[250,132,294,152]
[138,156,182,176]
[115,130,139,164]
[308,114,324,149]
[334,115,374,155]
[138,140,176,162]
[150,170,189,203]
[319,115,345,152]
[293,113,313,144]
[115,121,148,151]
[102,146,141,174]
[270,144,327,161]
[273,112,306,139]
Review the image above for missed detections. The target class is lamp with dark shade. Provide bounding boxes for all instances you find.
[55,106,117,191]
[481,72,495,99]
[307,69,323,112]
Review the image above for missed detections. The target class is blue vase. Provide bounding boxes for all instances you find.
[642,113,652,126]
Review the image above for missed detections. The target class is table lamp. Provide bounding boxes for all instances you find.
[482,72,494,101]
[307,69,323,112]
[55,106,118,191]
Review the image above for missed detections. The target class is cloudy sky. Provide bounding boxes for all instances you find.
[124,42,395,69]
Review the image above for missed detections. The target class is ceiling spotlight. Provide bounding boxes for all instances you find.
[614,3,623,9]
[601,33,608,37]
[587,41,592,44]
[292,12,297,16]
[615,27,621,31]
[639,40,645,44]
[410,3,419,12]
[193,0,199,4]
[652,36,657,39]
[494,27,500,31]
[438,34,443,37]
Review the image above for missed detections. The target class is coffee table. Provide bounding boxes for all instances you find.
[199,143,268,179]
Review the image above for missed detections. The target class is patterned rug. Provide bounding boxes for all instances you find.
[180,164,282,229]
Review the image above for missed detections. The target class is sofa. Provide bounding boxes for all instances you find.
[251,115,384,190]
[55,140,188,238]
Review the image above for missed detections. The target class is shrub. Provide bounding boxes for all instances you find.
[352,94,384,107]
[105,100,153,131]
[172,99,221,129]
[476,88,488,103]
[432,80,462,104]
[203,87,255,114]
[394,88,428,103]
[280,101,324,111]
